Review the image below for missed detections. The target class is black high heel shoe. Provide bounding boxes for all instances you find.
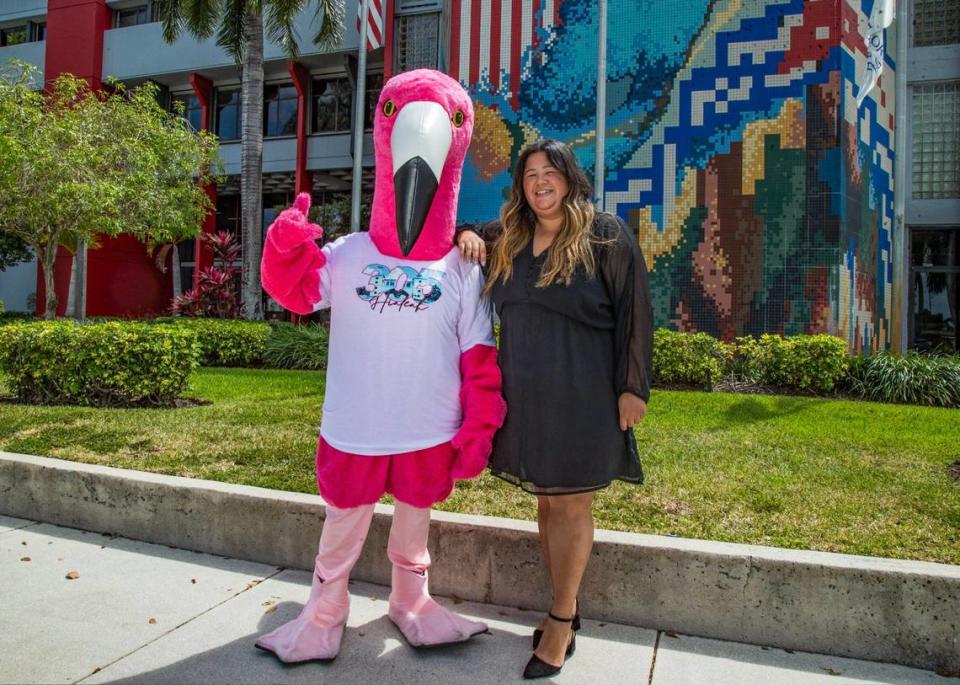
[532,599,579,648]
[523,612,577,680]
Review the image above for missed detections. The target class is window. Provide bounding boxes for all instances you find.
[0,26,27,47]
[394,13,439,72]
[312,78,352,133]
[114,5,150,28]
[30,22,45,42]
[910,228,960,351]
[396,0,441,9]
[215,88,241,141]
[364,73,384,130]
[172,93,203,132]
[216,195,241,240]
[911,81,960,199]
[264,83,298,137]
[912,0,960,48]
[177,238,195,291]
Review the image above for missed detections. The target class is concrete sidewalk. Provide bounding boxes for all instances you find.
[1,515,952,685]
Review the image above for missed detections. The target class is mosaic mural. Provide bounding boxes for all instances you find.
[452,0,897,351]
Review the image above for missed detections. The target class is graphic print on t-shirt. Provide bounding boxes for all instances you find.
[355,264,446,313]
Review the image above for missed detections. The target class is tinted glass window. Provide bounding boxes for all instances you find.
[264,84,298,137]
[115,6,148,28]
[0,26,27,46]
[172,93,203,132]
[312,78,352,133]
[216,89,241,141]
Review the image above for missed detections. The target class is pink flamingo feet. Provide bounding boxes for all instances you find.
[254,575,350,663]
[388,566,488,647]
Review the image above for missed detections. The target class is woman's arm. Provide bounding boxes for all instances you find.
[455,221,501,265]
[598,214,654,426]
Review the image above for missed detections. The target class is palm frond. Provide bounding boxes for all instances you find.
[154,0,188,42]
[264,0,307,58]
[312,0,345,51]
[216,0,249,63]
[184,0,221,40]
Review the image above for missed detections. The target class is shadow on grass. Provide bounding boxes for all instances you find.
[3,422,136,456]
[0,395,210,409]
[714,395,815,431]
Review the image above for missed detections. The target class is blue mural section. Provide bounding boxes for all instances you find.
[455,0,898,350]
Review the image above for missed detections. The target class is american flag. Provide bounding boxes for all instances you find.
[449,0,562,104]
[356,0,385,51]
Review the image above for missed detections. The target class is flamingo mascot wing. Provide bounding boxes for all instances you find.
[256,70,505,662]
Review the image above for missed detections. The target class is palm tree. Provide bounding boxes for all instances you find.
[155,0,344,319]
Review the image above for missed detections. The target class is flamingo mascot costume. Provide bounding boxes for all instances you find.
[255,69,506,662]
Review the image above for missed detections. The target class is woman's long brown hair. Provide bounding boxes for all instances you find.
[483,139,599,297]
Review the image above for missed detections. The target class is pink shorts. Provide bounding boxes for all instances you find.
[315,437,458,509]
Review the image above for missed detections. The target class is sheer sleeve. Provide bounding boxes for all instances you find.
[597,213,654,403]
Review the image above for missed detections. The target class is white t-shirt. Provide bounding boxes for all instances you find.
[313,232,494,455]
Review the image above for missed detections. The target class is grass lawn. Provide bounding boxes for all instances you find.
[1,367,958,565]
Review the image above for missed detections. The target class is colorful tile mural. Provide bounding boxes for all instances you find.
[451,0,898,351]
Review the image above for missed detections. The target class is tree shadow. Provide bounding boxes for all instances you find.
[711,395,815,431]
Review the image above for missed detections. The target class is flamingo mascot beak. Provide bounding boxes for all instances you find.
[390,101,453,256]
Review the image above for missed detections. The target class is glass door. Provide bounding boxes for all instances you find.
[910,227,960,351]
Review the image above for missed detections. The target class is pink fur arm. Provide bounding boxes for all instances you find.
[450,344,507,480]
[260,193,326,315]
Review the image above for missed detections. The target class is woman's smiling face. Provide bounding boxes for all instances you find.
[522,151,569,222]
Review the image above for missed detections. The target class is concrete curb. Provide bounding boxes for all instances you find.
[1,451,957,672]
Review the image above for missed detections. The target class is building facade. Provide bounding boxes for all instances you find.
[0,0,957,351]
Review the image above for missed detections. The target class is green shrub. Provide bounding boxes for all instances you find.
[652,328,726,390]
[0,321,200,406]
[153,318,271,366]
[0,310,34,324]
[263,322,329,370]
[729,334,849,393]
[845,351,960,408]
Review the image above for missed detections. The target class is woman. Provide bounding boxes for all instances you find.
[458,139,653,679]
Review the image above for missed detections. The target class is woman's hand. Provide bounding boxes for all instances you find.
[458,230,487,265]
[618,392,647,431]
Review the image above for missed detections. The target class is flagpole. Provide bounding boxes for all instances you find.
[350,0,371,233]
[893,1,908,351]
[594,0,607,210]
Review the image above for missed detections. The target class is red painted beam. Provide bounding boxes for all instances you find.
[383,0,395,79]
[190,73,217,289]
[44,0,110,89]
[287,60,313,196]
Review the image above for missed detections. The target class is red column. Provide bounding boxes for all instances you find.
[45,0,110,89]
[287,61,314,324]
[287,60,313,195]
[383,0,395,79]
[190,73,217,290]
[36,0,112,316]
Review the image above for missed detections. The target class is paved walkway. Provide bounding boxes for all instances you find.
[1,515,952,685]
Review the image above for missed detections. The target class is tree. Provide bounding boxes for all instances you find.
[0,62,221,320]
[0,233,31,272]
[155,0,345,320]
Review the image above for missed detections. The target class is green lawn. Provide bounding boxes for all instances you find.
[1,368,958,565]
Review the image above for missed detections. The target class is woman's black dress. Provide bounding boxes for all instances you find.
[475,213,654,495]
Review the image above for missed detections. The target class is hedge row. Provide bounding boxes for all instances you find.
[151,317,272,367]
[0,321,199,407]
[653,328,960,408]
[2,317,956,408]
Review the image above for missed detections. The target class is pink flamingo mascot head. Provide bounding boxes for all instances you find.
[368,69,475,261]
